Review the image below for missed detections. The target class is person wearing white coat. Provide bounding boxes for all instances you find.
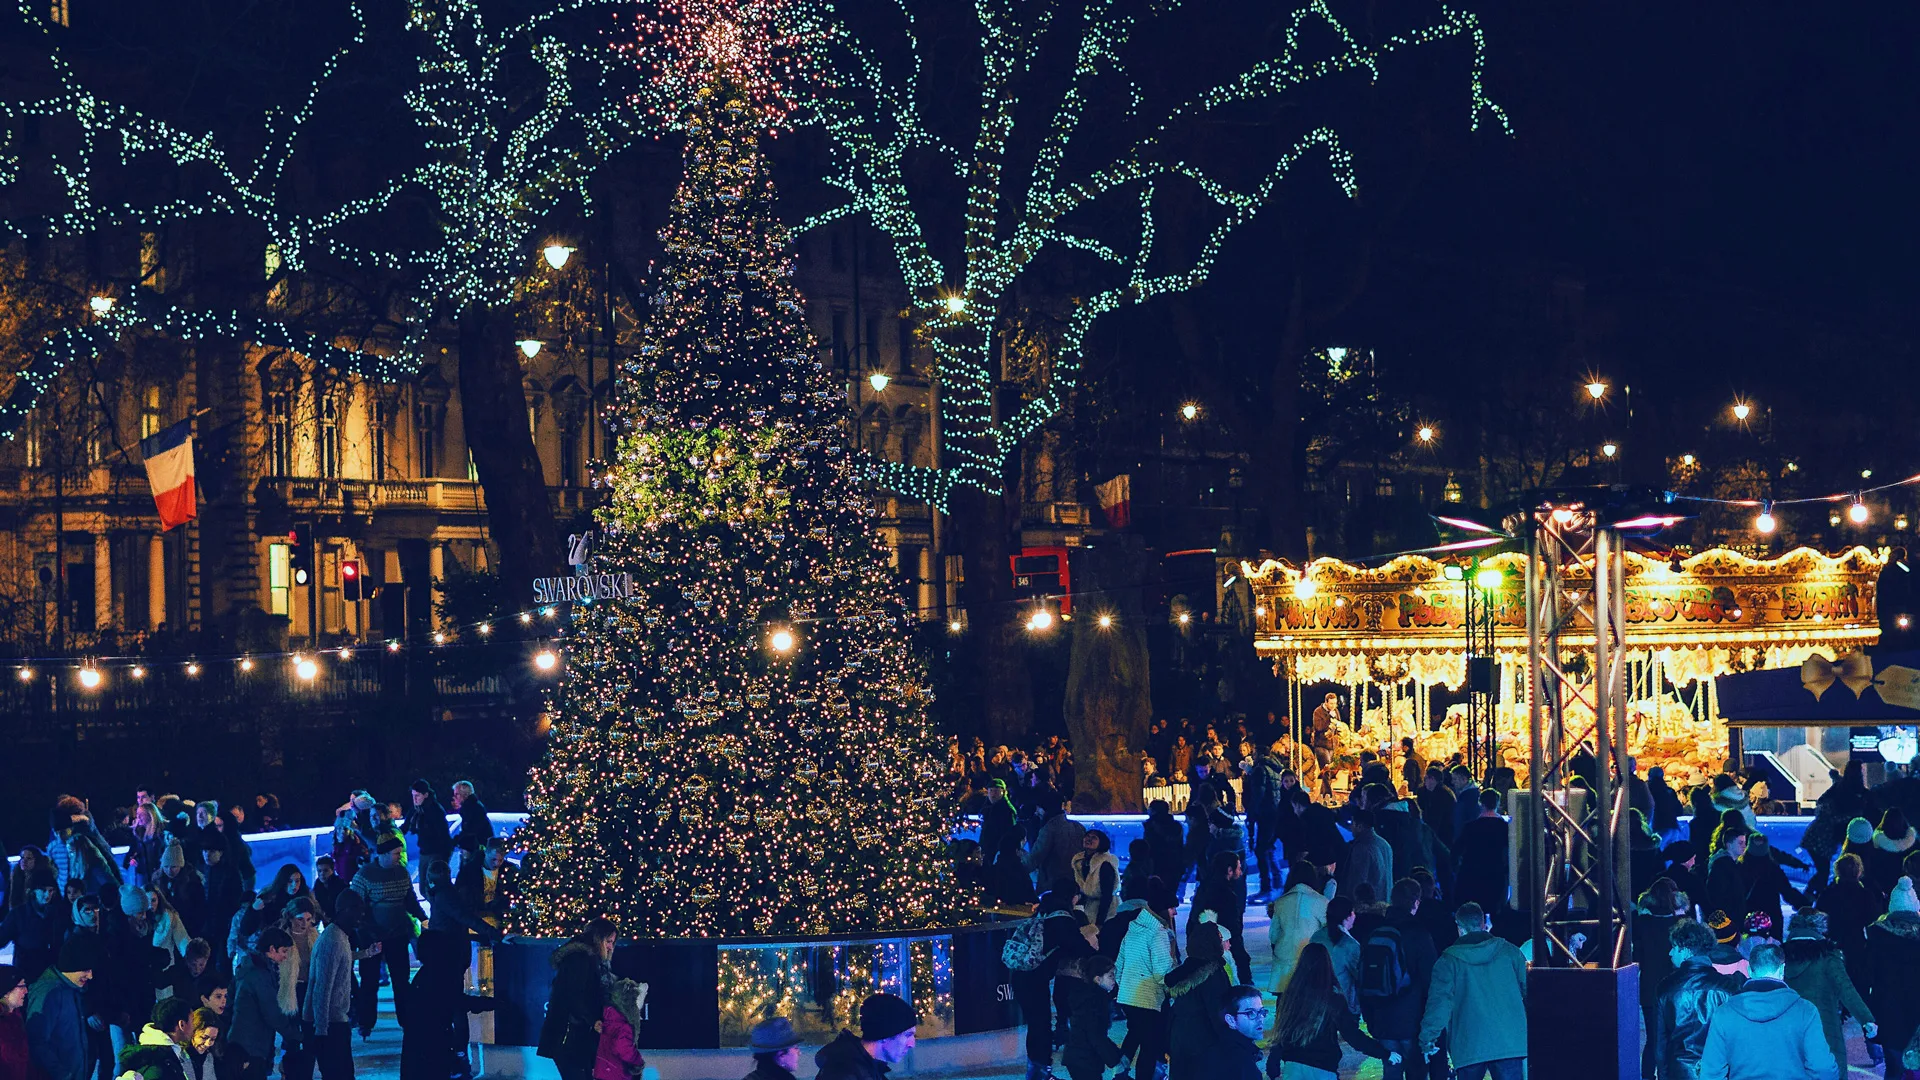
[1115,879,1179,1080]
[1073,831,1122,928]
[1268,861,1333,994]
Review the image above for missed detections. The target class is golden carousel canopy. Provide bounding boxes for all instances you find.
[1244,546,1885,689]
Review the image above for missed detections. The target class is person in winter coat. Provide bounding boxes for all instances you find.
[47,796,119,899]
[1120,840,1157,904]
[1868,876,1920,1076]
[349,835,424,1031]
[1696,940,1837,1080]
[124,804,170,890]
[1308,897,1362,1015]
[1143,802,1186,899]
[1267,861,1330,994]
[1705,829,1752,929]
[26,934,100,1080]
[115,997,197,1080]
[1072,831,1121,927]
[1338,809,1394,908]
[1266,942,1397,1078]
[1819,853,1880,990]
[1193,984,1263,1080]
[405,781,455,875]
[1361,878,1440,1080]
[1114,878,1179,1077]
[1187,852,1250,984]
[1288,788,1346,872]
[743,1015,803,1080]
[227,928,295,1079]
[1242,746,1288,897]
[1057,955,1121,1080]
[0,964,30,1079]
[1025,796,1088,897]
[538,920,616,1080]
[590,977,647,1080]
[1870,810,1918,899]
[0,864,66,979]
[1452,789,1510,912]
[1803,760,1874,894]
[1630,809,1666,899]
[305,891,362,1080]
[1418,903,1526,1079]
[814,992,917,1080]
[1165,920,1237,1080]
[448,781,493,874]
[1781,910,1874,1073]
[401,922,495,1080]
[1416,770,1458,851]
[1740,832,1810,951]
[1650,766,1686,840]
[1633,878,1688,1077]
[1653,917,1744,1080]
[1011,891,1091,1077]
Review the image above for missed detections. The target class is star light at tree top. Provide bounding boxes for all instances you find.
[685,0,1512,511]
[625,0,814,131]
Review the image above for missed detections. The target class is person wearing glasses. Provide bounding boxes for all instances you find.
[1267,942,1402,1080]
[1201,985,1266,1079]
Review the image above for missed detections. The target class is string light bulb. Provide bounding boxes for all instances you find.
[1732,401,1752,422]
[1850,499,1870,525]
[948,619,963,633]
[1416,425,1435,444]
[1601,442,1618,458]
[239,656,255,672]
[768,627,797,653]
[185,662,200,677]
[533,646,558,671]
[77,664,101,689]
[1097,614,1113,628]
[1755,505,1777,534]
[295,656,319,681]
[131,665,145,680]
[1293,577,1318,600]
[387,640,402,653]
[17,666,33,682]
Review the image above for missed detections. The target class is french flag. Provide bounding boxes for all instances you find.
[140,419,197,531]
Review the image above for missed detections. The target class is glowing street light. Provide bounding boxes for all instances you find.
[89,295,115,315]
[1681,454,1696,467]
[947,619,963,634]
[1097,614,1113,628]
[295,656,319,681]
[1026,609,1054,632]
[542,244,575,270]
[516,339,543,358]
[868,371,891,392]
[1731,401,1752,422]
[533,647,559,671]
[16,666,33,682]
[1416,425,1436,444]
[78,664,101,689]
[1180,402,1199,421]
[1601,442,1619,459]
[1585,380,1607,400]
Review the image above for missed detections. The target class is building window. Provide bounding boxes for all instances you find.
[268,542,290,616]
[139,385,162,440]
[414,403,437,478]
[23,413,42,467]
[265,243,287,307]
[370,395,391,480]
[318,389,342,479]
[139,231,165,292]
[266,378,294,476]
[466,449,479,482]
[49,0,67,27]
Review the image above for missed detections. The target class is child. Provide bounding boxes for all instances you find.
[594,977,649,1080]
[1060,955,1122,1080]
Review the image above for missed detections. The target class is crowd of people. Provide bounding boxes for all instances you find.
[0,778,509,1080]
[968,732,1916,1080]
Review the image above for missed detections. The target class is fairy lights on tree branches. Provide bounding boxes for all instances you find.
[0,0,650,436]
[682,0,1510,509]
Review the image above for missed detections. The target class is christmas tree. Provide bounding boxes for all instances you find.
[512,81,964,939]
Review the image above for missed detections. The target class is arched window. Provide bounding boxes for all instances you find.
[264,361,297,476]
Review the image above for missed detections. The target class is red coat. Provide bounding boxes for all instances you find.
[592,1005,644,1080]
[0,1008,42,1080]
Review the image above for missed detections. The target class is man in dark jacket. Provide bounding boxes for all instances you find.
[1196,984,1263,1080]
[1290,787,1348,872]
[1452,789,1511,912]
[405,780,455,873]
[448,780,493,877]
[1705,831,1751,929]
[1143,802,1186,901]
[0,866,66,980]
[1371,786,1448,884]
[815,992,916,1080]
[1358,878,1438,1080]
[1023,797,1086,896]
[26,934,100,1080]
[1010,892,1092,1075]
[1242,747,1287,899]
[537,918,615,1080]
[1652,918,1743,1080]
[1416,770,1458,850]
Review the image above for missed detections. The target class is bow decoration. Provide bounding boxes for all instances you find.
[1801,651,1875,700]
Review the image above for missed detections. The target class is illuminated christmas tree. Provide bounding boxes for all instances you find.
[511,80,962,938]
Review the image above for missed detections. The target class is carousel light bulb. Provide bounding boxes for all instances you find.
[1475,568,1504,590]
[1552,507,1576,525]
[542,244,575,270]
[1255,605,1268,617]
[1293,577,1318,600]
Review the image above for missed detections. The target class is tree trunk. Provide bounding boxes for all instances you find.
[953,476,1033,747]
[456,304,563,601]
[1255,272,1309,559]
[1063,542,1152,811]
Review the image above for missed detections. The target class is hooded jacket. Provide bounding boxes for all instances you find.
[1266,881,1329,993]
[1242,754,1287,818]
[1115,908,1178,1010]
[116,1022,192,1080]
[1695,978,1837,1080]
[26,968,88,1080]
[1867,910,1920,1056]
[1057,963,1122,1078]
[1373,802,1444,882]
[227,949,294,1061]
[1417,931,1525,1066]
[1652,954,1743,1080]
[304,920,356,1033]
[1164,956,1235,1080]
[1704,849,1748,926]
[1783,935,1872,1071]
[1869,828,1916,897]
[538,938,608,1068]
[813,1029,888,1080]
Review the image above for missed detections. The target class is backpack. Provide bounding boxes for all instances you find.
[1002,911,1061,973]
[1358,925,1412,999]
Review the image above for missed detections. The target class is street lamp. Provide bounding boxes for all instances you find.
[1180,402,1199,421]
[516,339,543,358]
[89,295,115,315]
[1585,380,1607,400]
[1731,400,1752,422]
[1026,608,1054,632]
[542,244,575,270]
[867,371,890,392]
[1416,425,1436,444]
[1601,442,1618,458]
[942,293,967,314]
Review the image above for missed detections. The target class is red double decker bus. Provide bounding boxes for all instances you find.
[1011,547,1073,615]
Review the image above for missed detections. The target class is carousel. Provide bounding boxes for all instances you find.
[1243,545,1886,792]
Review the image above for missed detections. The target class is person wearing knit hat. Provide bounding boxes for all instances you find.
[1867,874,1920,1073]
[813,993,916,1080]
[745,1015,803,1080]
[26,937,99,1080]
[1782,907,1878,1071]
[119,880,151,917]
[1702,911,1750,979]
[1869,809,1919,899]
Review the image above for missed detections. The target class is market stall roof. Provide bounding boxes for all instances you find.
[1715,648,1920,727]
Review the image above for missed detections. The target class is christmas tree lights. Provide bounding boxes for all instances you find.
[654,0,1512,508]
[509,83,965,939]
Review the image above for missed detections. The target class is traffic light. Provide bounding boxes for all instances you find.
[341,558,361,602]
[288,526,313,586]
